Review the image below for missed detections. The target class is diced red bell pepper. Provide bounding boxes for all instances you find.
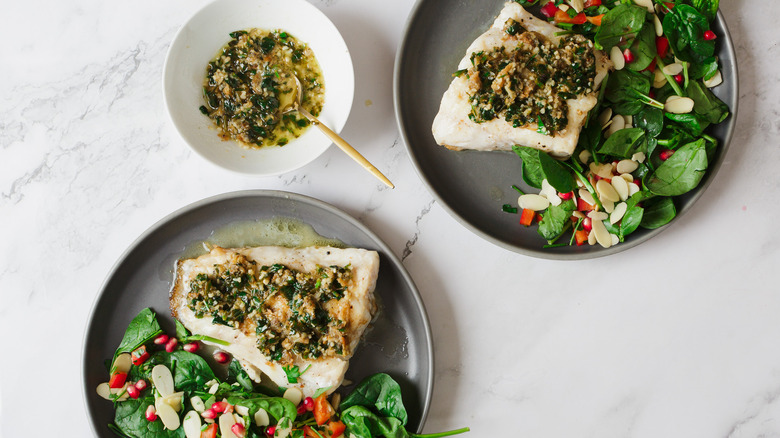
[519,208,536,227]
[302,426,319,438]
[555,10,587,25]
[313,394,333,426]
[328,420,347,438]
[577,198,595,212]
[108,371,128,389]
[540,1,559,18]
[575,229,589,246]
[586,14,604,26]
[200,424,218,438]
[584,0,601,7]
[656,36,669,59]
[130,345,150,366]
[664,2,675,11]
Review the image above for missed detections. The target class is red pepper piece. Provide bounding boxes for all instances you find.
[130,345,150,366]
[519,208,536,227]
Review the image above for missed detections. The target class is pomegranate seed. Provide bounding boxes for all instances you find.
[558,191,573,200]
[674,74,684,84]
[134,379,147,391]
[297,403,306,414]
[623,48,635,63]
[633,179,641,186]
[266,425,276,436]
[232,423,246,438]
[303,397,314,411]
[582,217,593,231]
[649,90,656,99]
[540,1,558,18]
[213,351,230,364]
[153,334,169,345]
[212,401,232,413]
[201,408,218,420]
[659,149,675,161]
[145,405,157,421]
[165,337,178,353]
[703,30,716,41]
[126,384,140,399]
[183,342,200,353]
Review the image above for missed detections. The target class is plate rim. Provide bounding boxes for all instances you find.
[393,1,739,260]
[81,189,434,435]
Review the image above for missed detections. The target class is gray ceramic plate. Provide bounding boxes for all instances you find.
[82,190,433,436]
[394,1,738,260]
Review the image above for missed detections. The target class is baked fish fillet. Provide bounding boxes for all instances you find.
[432,2,611,157]
[170,246,379,396]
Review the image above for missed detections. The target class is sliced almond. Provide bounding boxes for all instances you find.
[540,180,562,206]
[152,365,175,398]
[611,233,620,246]
[596,179,620,202]
[616,159,639,174]
[283,387,303,406]
[578,188,596,206]
[663,63,683,76]
[606,114,625,138]
[631,152,646,163]
[235,405,250,416]
[628,182,641,197]
[156,400,181,431]
[591,219,612,248]
[704,70,723,88]
[588,211,609,221]
[589,162,615,179]
[518,194,551,211]
[602,199,615,213]
[653,14,663,36]
[588,231,597,245]
[653,69,668,88]
[620,173,634,182]
[219,413,238,438]
[96,383,112,400]
[610,46,625,71]
[598,108,613,129]
[559,3,570,11]
[579,149,592,165]
[191,396,206,413]
[572,210,585,219]
[665,96,695,114]
[623,115,633,128]
[160,391,184,412]
[611,176,630,201]
[610,202,628,224]
[633,0,654,12]
[112,353,132,374]
[568,0,584,12]
[183,411,202,438]
[254,408,270,427]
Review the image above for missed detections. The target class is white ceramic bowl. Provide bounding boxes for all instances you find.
[163,0,354,175]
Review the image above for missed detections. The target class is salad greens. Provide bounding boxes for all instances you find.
[99,309,469,438]
[506,0,728,249]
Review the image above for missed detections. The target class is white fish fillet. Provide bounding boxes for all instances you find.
[170,246,379,397]
[432,2,611,157]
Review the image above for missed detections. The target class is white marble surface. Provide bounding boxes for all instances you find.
[1,0,778,437]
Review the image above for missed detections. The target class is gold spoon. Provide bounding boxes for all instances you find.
[283,75,394,189]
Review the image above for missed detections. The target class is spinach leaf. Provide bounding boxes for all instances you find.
[692,0,719,22]
[605,70,652,115]
[537,200,577,242]
[627,23,657,72]
[136,351,215,393]
[538,152,577,193]
[114,308,162,362]
[645,139,708,196]
[512,146,545,189]
[114,397,185,438]
[640,196,677,229]
[663,5,715,63]
[688,56,719,81]
[340,406,408,438]
[618,192,647,238]
[634,105,664,138]
[228,359,255,392]
[234,398,297,423]
[598,128,646,158]
[687,80,729,124]
[594,4,647,51]
[664,112,710,137]
[339,373,408,427]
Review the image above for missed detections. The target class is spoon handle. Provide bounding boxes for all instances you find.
[298,107,395,189]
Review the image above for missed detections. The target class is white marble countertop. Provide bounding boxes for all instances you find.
[1,0,778,437]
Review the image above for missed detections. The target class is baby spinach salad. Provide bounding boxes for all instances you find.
[505,0,729,249]
[96,308,469,438]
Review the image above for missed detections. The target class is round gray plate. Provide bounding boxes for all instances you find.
[394,1,738,260]
[82,190,433,436]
